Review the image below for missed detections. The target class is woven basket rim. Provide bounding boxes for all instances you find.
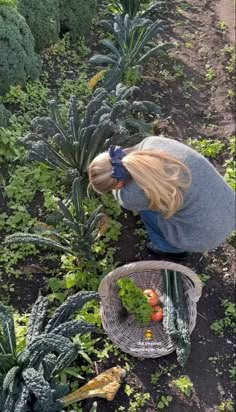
[98,260,202,358]
[99,260,202,303]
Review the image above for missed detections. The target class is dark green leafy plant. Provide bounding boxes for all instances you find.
[0,291,100,412]
[59,0,97,41]
[5,178,105,260]
[109,83,161,134]
[0,103,10,128]
[117,277,152,324]
[18,93,131,181]
[17,0,60,51]
[0,305,16,376]
[18,85,160,177]
[162,270,190,367]
[0,4,41,96]
[109,0,143,17]
[90,14,172,90]
[108,0,165,19]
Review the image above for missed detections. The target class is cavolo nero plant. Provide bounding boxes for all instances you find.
[108,0,166,19]
[110,83,161,133]
[4,178,105,260]
[108,0,143,17]
[18,86,160,180]
[0,291,100,412]
[86,83,161,137]
[90,14,172,90]
[18,93,130,183]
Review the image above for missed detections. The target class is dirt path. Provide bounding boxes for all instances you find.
[143,0,235,140]
[215,0,235,45]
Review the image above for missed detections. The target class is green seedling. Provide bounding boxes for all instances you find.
[218,20,227,31]
[211,300,236,337]
[187,138,224,158]
[173,375,193,396]
[205,65,216,81]
[157,395,173,409]
[199,273,210,287]
[217,399,234,411]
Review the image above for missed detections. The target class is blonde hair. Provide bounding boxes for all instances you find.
[88,150,191,218]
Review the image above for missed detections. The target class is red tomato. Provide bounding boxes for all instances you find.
[143,289,159,306]
[150,305,163,322]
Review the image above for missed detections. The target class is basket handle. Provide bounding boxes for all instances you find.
[178,269,202,303]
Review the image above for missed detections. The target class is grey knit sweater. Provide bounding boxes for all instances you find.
[113,136,235,252]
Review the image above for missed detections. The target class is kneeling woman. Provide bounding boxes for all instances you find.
[88,136,235,261]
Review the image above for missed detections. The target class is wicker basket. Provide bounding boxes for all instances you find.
[98,260,202,358]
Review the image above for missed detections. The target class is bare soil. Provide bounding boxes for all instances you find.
[216,0,235,45]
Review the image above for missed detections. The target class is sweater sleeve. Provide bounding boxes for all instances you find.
[112,180,149,211]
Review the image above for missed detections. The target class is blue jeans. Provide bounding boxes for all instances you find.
[139,210,180,253]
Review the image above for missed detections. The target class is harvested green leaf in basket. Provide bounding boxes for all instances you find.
[116,277,152,325]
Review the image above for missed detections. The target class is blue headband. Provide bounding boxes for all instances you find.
[108,145,129,182]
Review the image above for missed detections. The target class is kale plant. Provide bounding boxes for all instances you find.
[0,4,41,96]
[109,83,161,134]
[59,0,97,41]
[18,0,60,51]
[18,93,129,181]
[18,86,160,180]
[90,14,172,90]
[108,0,166,19]
[0,291,100,412]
